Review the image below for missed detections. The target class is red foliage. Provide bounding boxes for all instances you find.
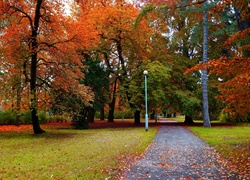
[0,125,33,132]
[184,0,250,119]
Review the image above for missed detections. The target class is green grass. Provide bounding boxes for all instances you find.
[188,124,250,177]
[169,115,223,124]
[168,115,185,122]
[188,124,250,147]
[0,127,157,179]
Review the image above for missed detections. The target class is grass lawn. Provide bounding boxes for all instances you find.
[0,126,157,179]
[188,124,250,178]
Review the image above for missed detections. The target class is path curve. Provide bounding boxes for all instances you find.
[123,126,239,180]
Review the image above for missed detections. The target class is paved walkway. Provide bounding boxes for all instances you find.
[124,126,239,180]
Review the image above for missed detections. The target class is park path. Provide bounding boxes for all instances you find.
[123,125,239,180]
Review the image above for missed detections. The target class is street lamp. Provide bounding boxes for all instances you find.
[143,70,148,131]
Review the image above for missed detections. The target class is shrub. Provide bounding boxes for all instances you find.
[0,111,48,125]
[20,111,32,124]
[71,115,89,129]
[95,111,107,119]
[0,111,16,125]
[219,112,236,122]
[95,109,134,119]
[37,111,48,124]
[51,115,68,122]
[114,110,133,119]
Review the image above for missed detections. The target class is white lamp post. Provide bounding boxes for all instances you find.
[143,70,148,131]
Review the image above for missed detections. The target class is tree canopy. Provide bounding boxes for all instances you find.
[0,0,249,133]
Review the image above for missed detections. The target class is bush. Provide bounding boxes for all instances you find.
[51,115,68,122]
[37,111,48,124]
[219,112,236,122]
[0,111,16,125]
[20,111,32,124]
[114,110,133,119]
[95,109,134,119]
[0,111,48,125]
[71,115,89,129]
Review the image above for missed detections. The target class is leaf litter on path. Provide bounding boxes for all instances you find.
[123,126,240,180]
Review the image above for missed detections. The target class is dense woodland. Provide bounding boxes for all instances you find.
[0,0,249,133]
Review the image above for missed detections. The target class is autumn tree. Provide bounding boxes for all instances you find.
[0,0,97,133]
[206,0,250,121]
[76,0,158,124]
[185,0,250,121]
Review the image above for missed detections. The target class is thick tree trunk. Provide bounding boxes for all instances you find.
[184,115,194,124]
[30,0,45,134]
[30,53,45,134]
[100,107,105,120]
[134,110,141,125]
[202,0,211,127]
[108,102,115,122]
[87,108,95,123]
[79,109,89,129]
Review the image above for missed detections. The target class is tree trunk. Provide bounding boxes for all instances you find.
[100,107,105,120]
[30,0,45,134]
[134,110,141,125]
[87,108,95,123]
[30,53,45,134]
[108,102,115,122]
[79,109,89,129]
[15,75,21,126]
[184,115,194,124]
[202,0,211,127]
[108,79,117,122]
[150,109,155,120]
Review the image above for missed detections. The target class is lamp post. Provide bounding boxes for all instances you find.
[143,70,148,131]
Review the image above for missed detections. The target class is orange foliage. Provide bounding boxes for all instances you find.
[185,55,250,118]
[0,0,99,112]
[184,0,250,119]
[185,39,249,119]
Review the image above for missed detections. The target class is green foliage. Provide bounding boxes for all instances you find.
[20,111,32,124]
[94,111,105,119]
[20,111,47,124]
[81,54,109,111]
[0,111,16,124]
[0,111,47,125]
[145,61,171,108]
[37,111,48,124]
[218,112,248,123]
[219,112,231,123]
[51,115,68,122]
[114,110,134,119]
[135,4,155,27]
[95,109,134,119]
[175,91,201,118]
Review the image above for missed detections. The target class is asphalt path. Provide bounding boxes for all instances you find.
[124,125,239,180]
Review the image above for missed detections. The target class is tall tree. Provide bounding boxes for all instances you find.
[185,0,250,121]
[0,1,97,133]
[80,52,109,123]
[201,0,211,127]
[135,1,207,123]
[78,0,156,124]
